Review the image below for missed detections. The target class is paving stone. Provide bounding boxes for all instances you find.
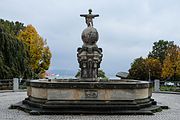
[0,92,180,120]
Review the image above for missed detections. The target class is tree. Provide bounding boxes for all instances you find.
[128,57,162,81]
[148,40,174,64]
[0,19,24,36]
[38,41,52,78]
[75,69,81,78]
[161,44,180,80]
[145,58,162,80]
[17,25,52,78]
[75,69,108,80]
[128,57,147,80]
[128,40,179,81]
[0,19,31,78]
[97,69,107,79]
[0,19,51,79]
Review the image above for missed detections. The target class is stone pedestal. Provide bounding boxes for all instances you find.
[13,78,19,92]
[77,26,103,81]
[154,79,160,92]
[77,46,102,80]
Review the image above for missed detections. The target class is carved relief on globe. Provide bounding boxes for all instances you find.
[81,27,99,45]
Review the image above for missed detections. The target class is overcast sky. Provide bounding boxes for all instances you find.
[0,0,180,74]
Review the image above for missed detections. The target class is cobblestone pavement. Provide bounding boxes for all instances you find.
[0,92,180,120]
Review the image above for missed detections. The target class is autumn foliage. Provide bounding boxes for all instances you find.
[161,44,180,80]
[17,25,52,78]
[128,40,180,81]
[0,19,51,79]
[128,57,162,80]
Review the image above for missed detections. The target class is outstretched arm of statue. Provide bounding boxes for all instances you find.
[80,14,87,17]
[93,14,99,18]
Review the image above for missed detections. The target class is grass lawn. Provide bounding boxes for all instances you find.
[160,86,180,92]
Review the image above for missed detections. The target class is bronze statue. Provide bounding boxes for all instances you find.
[80,9,99,27]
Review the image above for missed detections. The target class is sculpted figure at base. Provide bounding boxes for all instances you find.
[77,47,102,80]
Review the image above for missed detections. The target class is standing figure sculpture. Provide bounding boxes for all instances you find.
[80,9,99,27]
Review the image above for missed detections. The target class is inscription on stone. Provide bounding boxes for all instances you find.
[85,90,98,98]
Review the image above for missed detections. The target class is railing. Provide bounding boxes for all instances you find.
[0,79,13,90]
[160,81,180,92]
[1,78,180,92]
[154,79,180,92]
[0,78,28,91]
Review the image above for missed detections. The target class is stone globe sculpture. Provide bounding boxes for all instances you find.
[81,27,99,46]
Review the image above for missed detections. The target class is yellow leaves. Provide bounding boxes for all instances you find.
[17,25,38,45]
[145,58,162,79]
[128,57,162,80]
[145,58,161,68]
[161,56,174,79]
[129,40,179,80]
[17,25,44,70]
[161,45,180,79]
[17,24,52,78]
[176,52,180,76]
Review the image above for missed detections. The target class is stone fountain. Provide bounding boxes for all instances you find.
[10,9,162,115]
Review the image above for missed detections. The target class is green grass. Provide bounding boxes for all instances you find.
[19,82,27,89]
[160,86,180,92]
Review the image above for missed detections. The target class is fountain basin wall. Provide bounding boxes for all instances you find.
[27,79,152,102]
[9,79,162,115]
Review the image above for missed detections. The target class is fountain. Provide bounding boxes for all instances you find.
[10,9,162,115]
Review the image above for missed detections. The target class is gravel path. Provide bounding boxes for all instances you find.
[0,92,180,120]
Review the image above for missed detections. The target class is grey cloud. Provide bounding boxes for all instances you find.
[0,0,180,75]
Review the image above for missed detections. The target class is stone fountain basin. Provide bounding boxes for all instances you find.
[10,79,161,115]
[26,79,152,101]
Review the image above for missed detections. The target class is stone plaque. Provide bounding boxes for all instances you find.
[85,90,98,98]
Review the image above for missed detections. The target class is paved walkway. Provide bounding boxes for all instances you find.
[0,92,180,120]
